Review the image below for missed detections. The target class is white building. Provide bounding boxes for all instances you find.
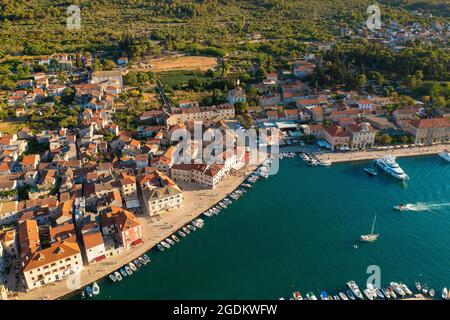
[82,231,106,264]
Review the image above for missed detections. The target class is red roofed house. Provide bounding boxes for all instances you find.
[407,118,450,144]
[324,125,351,150]
[100,207,142,250]
[345,122,377,150]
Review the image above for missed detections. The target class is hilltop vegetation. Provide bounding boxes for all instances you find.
[0,0,447,58]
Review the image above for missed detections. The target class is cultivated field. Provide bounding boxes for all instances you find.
[136,55,219,72]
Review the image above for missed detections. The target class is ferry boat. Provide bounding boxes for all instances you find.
[374,156,409,180]
[363,168,378,176]
[360,215,379,242]
[438,150,450,162]
[114,271,122,281]
[92,282,100,295]
[157,244,165,251]
[346,281,364,299]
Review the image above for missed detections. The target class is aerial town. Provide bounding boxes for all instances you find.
[0,1,449,302]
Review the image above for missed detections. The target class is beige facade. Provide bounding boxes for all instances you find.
[407,118,450,144]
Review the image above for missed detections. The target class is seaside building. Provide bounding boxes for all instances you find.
[346,122,377,150]
[82,230,106,264]
[166,104,235,126]
[22,236,83,291]
[171,163,226,189]
[99,207,142,250]
[323,125,351,150]
[140,169,183,216]
[406,118,450,144]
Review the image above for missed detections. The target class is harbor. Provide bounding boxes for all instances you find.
[67,154,449,300]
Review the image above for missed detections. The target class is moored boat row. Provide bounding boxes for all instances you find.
[284,280,448,301]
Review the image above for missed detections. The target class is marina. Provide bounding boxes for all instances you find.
[68,154,449,300]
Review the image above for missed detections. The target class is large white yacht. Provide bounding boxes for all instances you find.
[438,150,450,162]
[373,156,409,180]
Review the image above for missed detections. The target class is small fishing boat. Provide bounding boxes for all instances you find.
[292,291,303,300]
[375,288,385,299]
[129,262,137,272]
[442,287,448,300]
[346,290,355,300]
[81,291,85,299]
[157,244,165,251]
[114,271,122,281]
[399,283,412,295]
[85,286,93,298]
[391,282,406,297]
[187,224,196,231]
[219,202,227,209]
[109,273,117,282]
[429,288,435,297]
[92,282,100,296]
[119,268,127,277]
[161,241,171,249]
[134,259,141,268]
[422,284,429,295]
[333,295,340,300]
[320,291,328,300]
[382,288,391,299]
[143,254,151,264]
[364,168,378,176]
[166,238,175,246]
[306,292,317,300]
[125,266,133,275]
[389,288,397,299]
[139,257,147,265]
[203,211,212,217]
[339,292,348,300]
[172,235,180,242]
[178,230,186,238]
[183,226,190,234]
[363,288,374,300]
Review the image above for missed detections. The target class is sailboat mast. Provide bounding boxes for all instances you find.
[371,215,377,234]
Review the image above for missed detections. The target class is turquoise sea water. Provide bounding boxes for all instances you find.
[70,155,450,299]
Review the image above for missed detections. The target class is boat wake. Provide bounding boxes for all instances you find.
[399,202,450,212]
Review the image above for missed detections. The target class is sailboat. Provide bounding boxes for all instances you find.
[360,215,379,242]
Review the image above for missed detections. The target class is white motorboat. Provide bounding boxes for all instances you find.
[129,262,137,272]
[178,230,186,238]
[161,241,171,249]
[346,281,364,299]
[114,271,122,281]
[92,282,100,295]
[374,156,409,180]
[442,287,448,300]
[339,292,349,300]
[166,238,175,246]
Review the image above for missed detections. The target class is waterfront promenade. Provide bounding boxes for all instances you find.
[12,159,264,300]
[314,144,448,164]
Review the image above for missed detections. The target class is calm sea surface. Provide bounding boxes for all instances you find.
[69,155,450,299]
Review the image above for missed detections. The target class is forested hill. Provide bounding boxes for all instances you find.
[0,0,448,57]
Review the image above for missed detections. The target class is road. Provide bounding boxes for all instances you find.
[156,79,173,114]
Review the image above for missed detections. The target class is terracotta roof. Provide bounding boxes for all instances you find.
[22,237,80,272]
[410,118,450,129]
[82,231,104,249]
[100,207,141,232]
[325,125,351,138]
